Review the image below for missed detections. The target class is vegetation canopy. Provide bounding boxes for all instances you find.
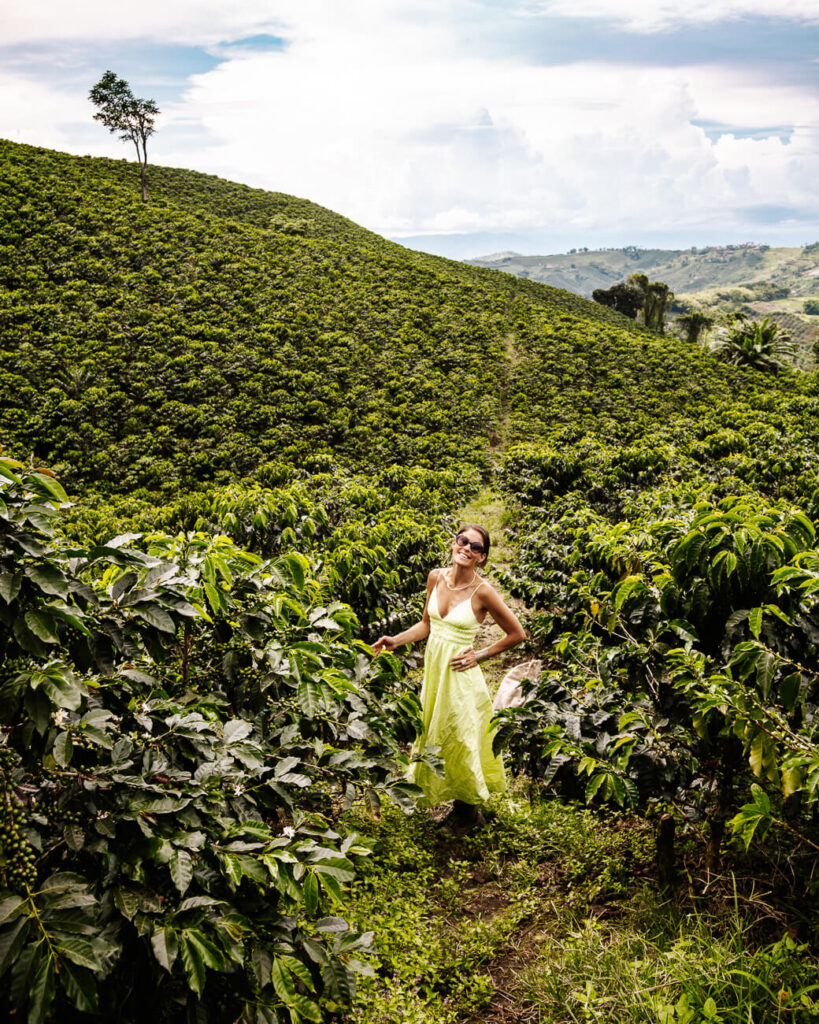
[1,140,819,1021]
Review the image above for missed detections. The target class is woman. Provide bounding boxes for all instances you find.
[373,525,526,831]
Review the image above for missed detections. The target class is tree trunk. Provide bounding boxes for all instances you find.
[705,735,742,876]
[181,623,191,688]
[705,816,725,875]
[130,136,149,203]
[656,812,677,888]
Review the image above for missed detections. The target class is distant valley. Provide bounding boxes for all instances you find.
[468,242,819,365]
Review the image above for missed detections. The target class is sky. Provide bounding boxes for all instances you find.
[2,0,818,258]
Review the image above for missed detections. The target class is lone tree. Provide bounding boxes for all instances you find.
[89,70,160,202]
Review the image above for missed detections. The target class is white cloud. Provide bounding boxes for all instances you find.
[0,0,459,46]
[0,71,93,148]
[523,0,819,32]
[2,1,818,248]
[1,0,282,46]
[168,15,819,240]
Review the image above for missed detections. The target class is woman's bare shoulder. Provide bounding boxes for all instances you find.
[476,577,505,607]
[426,568,442,589]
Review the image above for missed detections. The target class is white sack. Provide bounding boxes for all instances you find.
[492,659,542,711]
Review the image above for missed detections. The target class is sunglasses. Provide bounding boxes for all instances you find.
[455,534,485,554]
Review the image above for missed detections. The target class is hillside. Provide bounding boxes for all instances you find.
[468,243,819,301]
[470,242,819,367]
[2,141,819,1024]
[2,141,815,498]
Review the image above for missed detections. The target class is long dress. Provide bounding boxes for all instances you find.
[409,582,507,806]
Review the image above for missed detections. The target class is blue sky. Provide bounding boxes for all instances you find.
[1,0,818,257]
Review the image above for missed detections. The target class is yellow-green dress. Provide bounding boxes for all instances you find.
[409,581,507,805]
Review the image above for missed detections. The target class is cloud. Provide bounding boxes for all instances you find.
[0,71,93,148]
[2,1,817,250]
[171,13,819,240]
[2,0,285,46]
[0,0,459,47]
[522,0,819,32]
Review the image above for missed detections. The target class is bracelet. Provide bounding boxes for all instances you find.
[475,648,491,664]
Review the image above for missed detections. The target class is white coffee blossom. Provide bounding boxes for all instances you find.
[282,826,296,839]
[52,709,68,727]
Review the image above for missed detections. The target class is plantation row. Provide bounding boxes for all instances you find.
[495,373,819,880]
[3,140,819,1020]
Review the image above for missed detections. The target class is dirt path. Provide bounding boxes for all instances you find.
[448,331,548,1021]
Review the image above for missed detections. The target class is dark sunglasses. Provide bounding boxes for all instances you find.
[455,534,485,554]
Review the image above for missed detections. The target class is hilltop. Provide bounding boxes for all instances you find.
[3,139,804,499]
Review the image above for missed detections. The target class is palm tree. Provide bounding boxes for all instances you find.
[642,280,673,334]
[676,311,713,346]
[710,314,794,373]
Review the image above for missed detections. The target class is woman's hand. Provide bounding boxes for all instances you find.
[372,635,398,655]
[450,648,477,672]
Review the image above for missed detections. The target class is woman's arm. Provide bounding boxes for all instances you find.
[451,584,525,672]
[372,569,437,654]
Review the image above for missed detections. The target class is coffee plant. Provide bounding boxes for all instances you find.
[0,453,437,1022]
[496,440,819,872]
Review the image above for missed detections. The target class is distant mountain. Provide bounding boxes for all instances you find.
[467,244,819,301]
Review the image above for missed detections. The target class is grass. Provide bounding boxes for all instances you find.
[519,899,819,1023]
[333,792,819,1024]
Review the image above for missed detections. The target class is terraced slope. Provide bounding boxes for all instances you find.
[3,142,819,1024]
[3,140,815,505]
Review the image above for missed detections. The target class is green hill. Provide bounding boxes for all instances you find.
[2,140,815,498]
[468,243,819,301]
[2,141,819,1024]
[2,141,515,495]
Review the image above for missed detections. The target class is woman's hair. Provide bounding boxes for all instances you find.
[457,524,491,563]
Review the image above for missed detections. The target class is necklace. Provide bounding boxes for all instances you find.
[441,569,477,591]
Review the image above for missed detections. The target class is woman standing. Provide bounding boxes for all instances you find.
[373,525,526,831]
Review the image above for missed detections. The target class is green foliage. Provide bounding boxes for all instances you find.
[0,141,514,497]
[0,454,429,1022]
[53,461,470,634]
[519,902,819,1023]
[711,315,795,373]
[497,442,819,865]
